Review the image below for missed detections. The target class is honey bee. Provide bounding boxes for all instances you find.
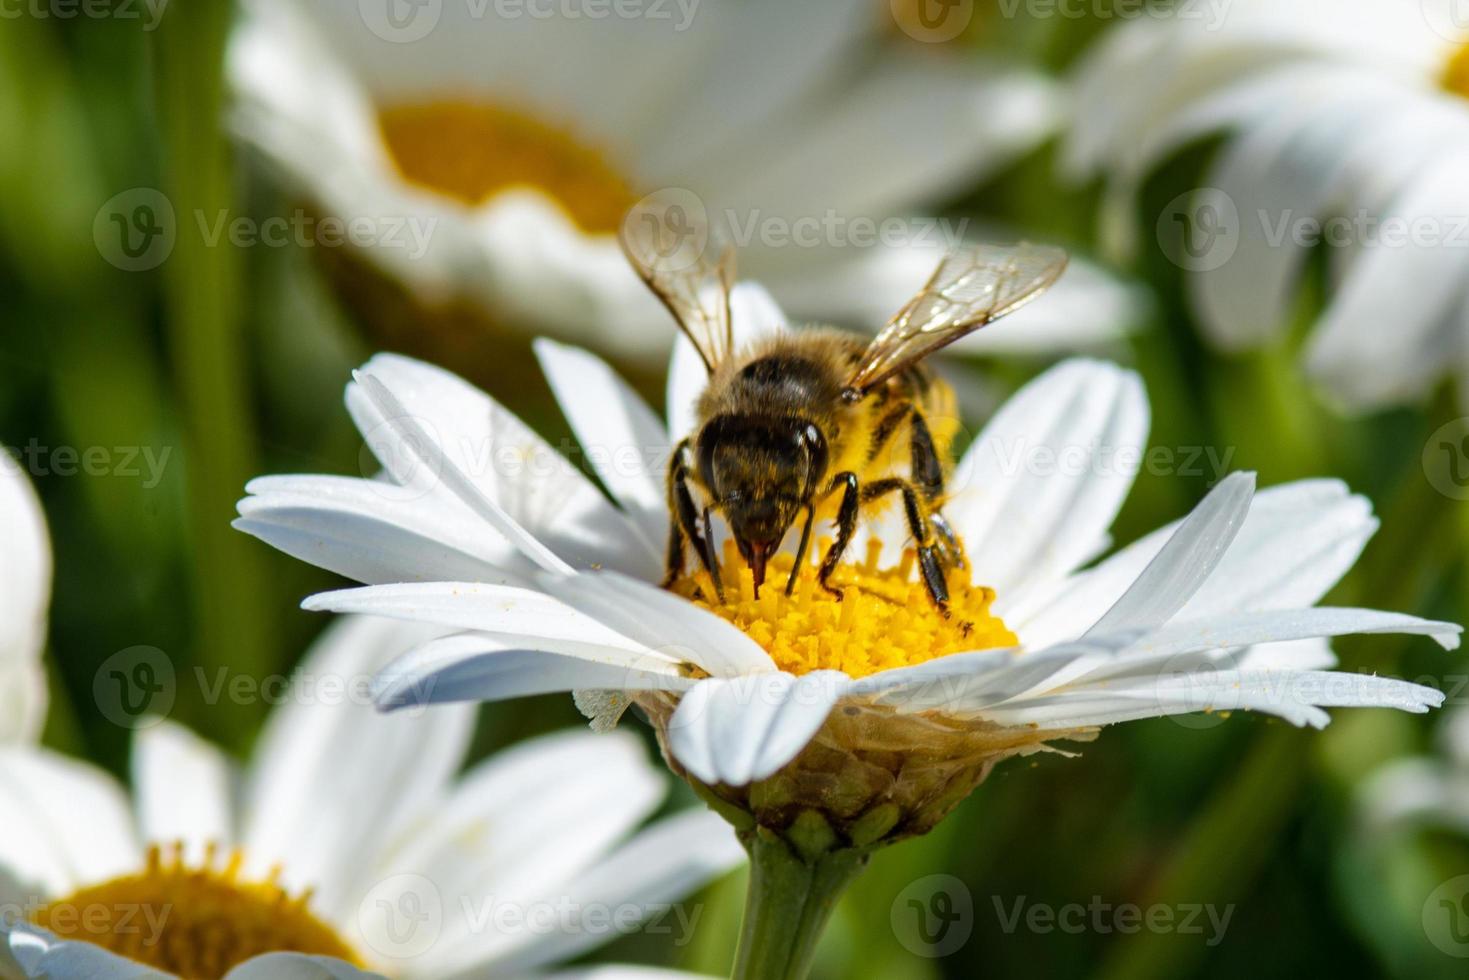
[622,206,1068,613]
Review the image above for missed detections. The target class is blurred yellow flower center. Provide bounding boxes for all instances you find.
[378,100,637,232]
[30,843,360,979]
[671,540,1018,678]
[1445,44,1469,99]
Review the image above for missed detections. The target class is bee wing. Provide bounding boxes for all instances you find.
[846,243,1069,394]
[620,200,734,375]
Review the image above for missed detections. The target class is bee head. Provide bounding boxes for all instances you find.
[696,415,828,591]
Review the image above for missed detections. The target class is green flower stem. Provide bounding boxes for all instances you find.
[731,828,868,980]
[153,2,275,739]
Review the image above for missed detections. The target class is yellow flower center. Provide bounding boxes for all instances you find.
[1444,43,1469,99]
[377,100,638,232]
[30,843,360,979]
[671,540,1018,678]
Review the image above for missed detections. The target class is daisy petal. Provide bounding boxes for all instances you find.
[537,571,776,678]
[669,671,850,786]
[303,582,652,654]
[534,339,670,549]
[0,747,138,897]
[462,809,743,976]
[4,921,173,979]
[241,616,473,919]
[0,463,49,665]
[951,358,1149,601]
[367,730,670,974]
[224,953,388,979]
[355,372,576,576]
[132,721,234,864]
[1180,479,1377,614]
[1306,147,1469,409]
[1086,471,1256,636]
[237,474,531,584]
[372,632,694,712]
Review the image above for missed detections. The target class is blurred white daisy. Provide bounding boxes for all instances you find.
[1360,707,1469,834]
[228,0,1138,363]
[0,615,740,980]
[1064,0,1469,410]
[0,462,50,744]
[236,285,1459,845]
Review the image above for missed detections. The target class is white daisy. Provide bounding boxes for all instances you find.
[1360,707,1469,834]
[235,284,1460,850]
[0,461,50,744]
[0,615,740,980]
[227,0,1137,363]
[1063,0,1469,410]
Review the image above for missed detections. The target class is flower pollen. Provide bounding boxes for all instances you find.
[31,842,360,979]
[1444,43,1469,99]
[378,100,637,232]
[671,539,1018,678]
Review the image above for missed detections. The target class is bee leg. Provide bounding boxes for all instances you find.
[817,472,860,600]
[909,409,965,572]
[785,503,816,596]
[667,442,724,601]
[860,476,950,614]
[701,506,724,600]
[929,511,966,572]
[908,408,946,502]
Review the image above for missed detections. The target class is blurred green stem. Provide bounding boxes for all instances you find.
[1093,728,1307,980]
[732,830,866,980]
[153,1,274,737]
